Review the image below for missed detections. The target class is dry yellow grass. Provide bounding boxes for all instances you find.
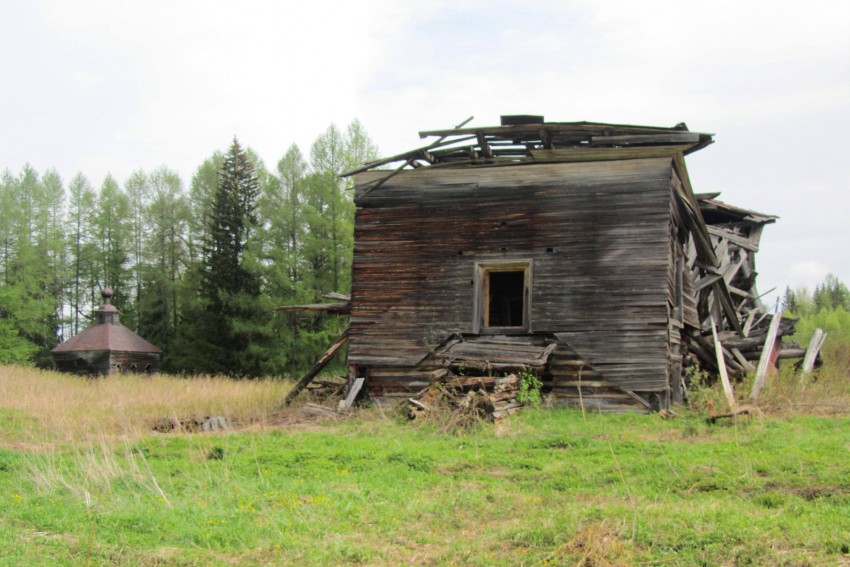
[758,339,850,415]
[0,364,292,446]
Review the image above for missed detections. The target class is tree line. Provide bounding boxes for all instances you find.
[0,121,378,376]
[783,274,850,344]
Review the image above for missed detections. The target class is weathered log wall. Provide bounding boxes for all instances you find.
[351,158,677,401]
[52,350,160,375]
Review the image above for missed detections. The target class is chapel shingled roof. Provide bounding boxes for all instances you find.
[51,288,162,354]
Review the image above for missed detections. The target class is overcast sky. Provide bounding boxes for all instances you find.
[2,0,848,303]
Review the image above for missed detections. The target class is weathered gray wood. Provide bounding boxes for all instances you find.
[276,302,351,314]
[750,314,782,402]
[323,292,351,301]
[710,316,737,409]
[345,118,784,412]
[282,327,350,407]
[338,377,365,410]
[591,132,701,146]
[706,225,759,252]
[731,348,756,372]
[530,145,695,163]
[800,328,826,381]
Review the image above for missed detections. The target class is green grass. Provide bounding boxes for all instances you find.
[1,407,849,565]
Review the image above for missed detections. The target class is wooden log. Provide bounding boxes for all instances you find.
[276,302,351,314]
[281,327,350,407]
[750,314,782,402]
[776,348,807,359]
[710,316,736,410]
[800,328,827,382]
[731,348,756,372]
[323,292,351,301]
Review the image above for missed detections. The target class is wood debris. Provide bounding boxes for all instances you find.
[152,415,232,433]
[408,372,528,422]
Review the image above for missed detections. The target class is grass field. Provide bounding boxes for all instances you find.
[0,366,849,565]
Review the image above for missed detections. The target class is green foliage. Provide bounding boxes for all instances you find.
[177,138,269,377]
[684,364,729,411]
[784,274,850,353]
[0,166,65,364]
[1,119,379,377]
[517,370,543,406]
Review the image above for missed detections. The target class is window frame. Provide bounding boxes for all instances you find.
[472,259,533,334]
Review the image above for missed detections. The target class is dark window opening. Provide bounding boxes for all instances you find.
[488,271,525,327]
[474,260,531,334]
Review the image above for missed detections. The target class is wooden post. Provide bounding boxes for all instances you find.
[281,327,350,407]
[800,328,827,382]
[749,313,782,402]
[710,316,737,410]
[338,377,365,411]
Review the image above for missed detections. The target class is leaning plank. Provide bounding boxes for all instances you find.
[749,314,782,402]
[742,311,756,337]
[710,316,737,410]
[800,328,827,381]
[281,327,350,407]
[338,377,365,411]
[731,348,756,372]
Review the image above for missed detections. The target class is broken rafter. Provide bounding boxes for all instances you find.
[343,116,475,178]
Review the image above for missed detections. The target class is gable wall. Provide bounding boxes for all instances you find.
[350,158,676,392]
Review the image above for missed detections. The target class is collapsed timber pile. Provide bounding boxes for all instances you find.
[278,115,820,413]
[683,196,791,379]
[409,373,526,422]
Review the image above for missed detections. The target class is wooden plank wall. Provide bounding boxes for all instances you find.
[351,158,676,398]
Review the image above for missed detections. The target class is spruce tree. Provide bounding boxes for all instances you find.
[190,138,266,376]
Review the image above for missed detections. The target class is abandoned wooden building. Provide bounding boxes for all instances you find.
[290,116,795,412]
[51,288,162,375]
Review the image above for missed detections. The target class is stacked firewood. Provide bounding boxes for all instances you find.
[408,373,529,422]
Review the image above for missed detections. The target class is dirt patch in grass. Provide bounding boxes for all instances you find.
[550,520,641,566]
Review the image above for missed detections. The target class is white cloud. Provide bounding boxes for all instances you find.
[784,261,830,290]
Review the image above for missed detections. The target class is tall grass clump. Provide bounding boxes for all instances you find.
[758,335,850,414]
[0,365,292,446]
